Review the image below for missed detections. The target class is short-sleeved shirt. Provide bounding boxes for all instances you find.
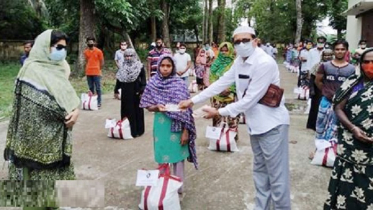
[20,54,28,66]
[300,49,312,71]
[317,61,355,100]
[173,53,191,78]
[147,48,172,76]
[84,47,104,76]
[114,49,125,68]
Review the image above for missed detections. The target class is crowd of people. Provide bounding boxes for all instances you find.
[6,25,373,209]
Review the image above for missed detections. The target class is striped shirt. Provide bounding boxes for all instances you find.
[147,48,172,76]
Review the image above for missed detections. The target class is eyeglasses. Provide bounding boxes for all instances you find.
[363,60,373,64]
[233,38,251,46]
[125,55,134,57]
[55,44,67,50]
[160,64,172,68]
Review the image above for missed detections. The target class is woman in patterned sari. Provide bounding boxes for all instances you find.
[325,48,373,209]
[140,54,197,201]
[209,42,239,141]
[2,30,80,209]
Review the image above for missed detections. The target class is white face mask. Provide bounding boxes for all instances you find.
[179,49,186,54]
[360,45,367,49]
[235,41,255,58]
[317,43,324,48]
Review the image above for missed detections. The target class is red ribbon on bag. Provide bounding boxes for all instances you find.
[322,142,337,166]
[216,124,235,152]
[143,164,182,210]
[110,120,124,139]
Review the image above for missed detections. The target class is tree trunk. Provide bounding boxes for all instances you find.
[208,0,213,43]
[295,0,302,44]
[161,0,171,48]
[78,0,96,75]
[217,0,226,43]
[125,32,134,49]
[203,0,208,43]
[337,29,342,40]
[194,25,200,43]
[150,16,157,42]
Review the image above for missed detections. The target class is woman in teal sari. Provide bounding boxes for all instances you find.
[140,55,197,201]
[325,48,373,209]
[2,30,80,209]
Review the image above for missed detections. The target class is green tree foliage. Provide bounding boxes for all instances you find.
[327,0,348,39]
[0,0,46,39]
[233,0,333,44]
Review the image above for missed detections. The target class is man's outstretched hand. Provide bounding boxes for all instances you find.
[178,99,194,110]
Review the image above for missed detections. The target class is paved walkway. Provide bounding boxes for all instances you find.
[0,65,331,210]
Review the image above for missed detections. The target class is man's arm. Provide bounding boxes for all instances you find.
[218,61,275,117]
[191,63,236,104]
[315,64,324,90]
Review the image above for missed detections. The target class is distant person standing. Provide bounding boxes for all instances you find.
[147,38,172,79]
[114,41,127,70]
[174,43,192,86]
[20,41,33,66]
[84,37,104,107]
[272,43,278,59]
[352,39,368,65]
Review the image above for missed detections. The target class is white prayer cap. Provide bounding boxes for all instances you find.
[232,25,256,37]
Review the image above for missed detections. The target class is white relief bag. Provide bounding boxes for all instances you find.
[208,123,239,152]
[139,164,182,210]
[106,118,133,140]
[81,91,99,111]
[188,80,198,93]
[311,140,337,167]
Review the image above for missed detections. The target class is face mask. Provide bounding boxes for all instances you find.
[235,41,255,58]
[360,45,367,49]
[317,43,324,48]
[306,44,312,49]
[363,63,373,79]
[49,48,66,61]
[205,45,210,50]
[179,49,186,54]
[87,44,94,48]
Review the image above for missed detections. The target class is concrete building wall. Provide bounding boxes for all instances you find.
[346,15,362,49]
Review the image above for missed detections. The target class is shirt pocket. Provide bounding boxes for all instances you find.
[238,74,251,93]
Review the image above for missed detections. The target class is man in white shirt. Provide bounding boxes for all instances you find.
[179,26,291,210]
[264,42,274,57]
[174,43,192,86]
[309,36,326,70]
[299,40,313,72]
[114,41,127,70]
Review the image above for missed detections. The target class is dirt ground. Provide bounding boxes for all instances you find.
[0,64,332,210]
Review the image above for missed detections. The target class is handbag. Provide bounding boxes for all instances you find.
[243,83,284,108]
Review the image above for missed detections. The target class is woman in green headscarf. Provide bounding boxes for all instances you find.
[209,42,239,140]
[2,29,80,209]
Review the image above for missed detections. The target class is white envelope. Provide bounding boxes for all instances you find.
[205,126,221,140]
[165,104,181,112]
[136,170,160,187]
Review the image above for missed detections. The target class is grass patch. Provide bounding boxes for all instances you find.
[0,62,20,120]
[0,62,118,120]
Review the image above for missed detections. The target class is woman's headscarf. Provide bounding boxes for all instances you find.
[139,55,198,169]
[196,49,206,65]
[17,29,80,113]
[116,48,143,83]
[210,42,235,78]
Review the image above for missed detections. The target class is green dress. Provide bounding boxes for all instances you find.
[153,113,189,163]
[325,76,373,210]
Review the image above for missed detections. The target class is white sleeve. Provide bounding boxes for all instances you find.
[191,64,236,104]
[218,61,276,117]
